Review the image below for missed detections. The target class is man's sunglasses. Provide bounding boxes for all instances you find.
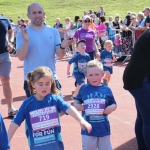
[84,20,90,23]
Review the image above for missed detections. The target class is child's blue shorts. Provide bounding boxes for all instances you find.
[73,73,85,85]
[103,66,113,74]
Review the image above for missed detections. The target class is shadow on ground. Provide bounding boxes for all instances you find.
[114,138,137,150]
[114,59,128,68]
[3,116,14,120]
[1,96,26,104]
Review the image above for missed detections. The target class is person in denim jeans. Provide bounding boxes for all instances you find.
[123,28,150,150]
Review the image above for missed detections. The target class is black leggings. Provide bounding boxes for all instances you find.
[87,51,95,60]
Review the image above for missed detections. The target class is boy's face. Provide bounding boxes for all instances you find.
[77,42,86,53]
[87,67,104,86]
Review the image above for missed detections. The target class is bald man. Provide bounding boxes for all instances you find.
[16,2,73,97]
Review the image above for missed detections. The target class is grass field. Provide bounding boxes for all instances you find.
[0,0,149,26]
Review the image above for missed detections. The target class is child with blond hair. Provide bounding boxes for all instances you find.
[74,60,117,150]
[100,40,116,85]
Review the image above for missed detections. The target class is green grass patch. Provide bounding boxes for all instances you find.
[0,0,149,26]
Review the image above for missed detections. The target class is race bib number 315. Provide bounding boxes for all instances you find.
[84,98,106,116]
[30,106,60,131]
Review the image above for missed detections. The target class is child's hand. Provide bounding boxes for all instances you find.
[113,57,117,62]
[79,119,92,133]
[95,52,100,60]
[103,104,117,115]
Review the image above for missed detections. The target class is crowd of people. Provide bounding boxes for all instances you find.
[0,2,150,150]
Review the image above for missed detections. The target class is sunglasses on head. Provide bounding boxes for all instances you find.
[84,20,90,23]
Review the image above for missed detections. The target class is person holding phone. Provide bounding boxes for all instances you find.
[16,2,73,98]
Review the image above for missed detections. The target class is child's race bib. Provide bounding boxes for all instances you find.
[103,58,113,67]
[29,106,60,131]
[78,62,87,73]
[84,98,106,116]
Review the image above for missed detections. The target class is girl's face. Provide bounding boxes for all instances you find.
[105,43,113,51]
[87,67,104,86]
[32,76,51,100]
[115,16,119,21]
[65,20,69,24]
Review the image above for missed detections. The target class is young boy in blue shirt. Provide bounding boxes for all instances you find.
[0,113,10,150]
[74,60,117,150]
[67,40,91,98]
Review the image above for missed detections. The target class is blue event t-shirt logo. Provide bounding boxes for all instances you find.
[87,92,106,99]
[78,59,87,73]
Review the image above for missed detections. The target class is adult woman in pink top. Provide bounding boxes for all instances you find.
[94,16,106,49]
[73,15,100,60]
[95,16,106,37]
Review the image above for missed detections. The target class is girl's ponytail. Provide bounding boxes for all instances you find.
[27,72,35,95]
[51,77,60,95]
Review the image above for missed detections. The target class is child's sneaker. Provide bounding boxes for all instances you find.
[8,108,18,117]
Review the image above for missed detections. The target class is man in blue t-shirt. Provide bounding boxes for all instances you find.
[0,113,10,150]
[16,2,73,98]
[0,15,17,116]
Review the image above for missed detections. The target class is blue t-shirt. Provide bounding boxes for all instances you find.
[16,26,61,80]
[0,15,11,54]
[0,113,10,150]
[13,94,70,150]
[68,53,91,74]
[75,84,116,137]
[106,27,115,41]
[77,24,83,29]
[100,50,113,68]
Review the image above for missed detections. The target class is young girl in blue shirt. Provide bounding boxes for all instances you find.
[100,40,116,85]
[8,66,91,150]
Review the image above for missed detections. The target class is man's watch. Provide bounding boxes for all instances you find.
[60,45,65,49]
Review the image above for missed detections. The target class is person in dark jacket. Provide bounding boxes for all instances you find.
[123,28,150,150]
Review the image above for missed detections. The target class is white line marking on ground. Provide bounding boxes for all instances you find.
[110,115,134,127]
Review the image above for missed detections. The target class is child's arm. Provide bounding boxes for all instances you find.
[67,63,71,76]
[112,53,117,62]
[66,106,92,133]
[103,104,117,115]
[74,100,84,111]
[93,40,100,60]
[8,122,19,141]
